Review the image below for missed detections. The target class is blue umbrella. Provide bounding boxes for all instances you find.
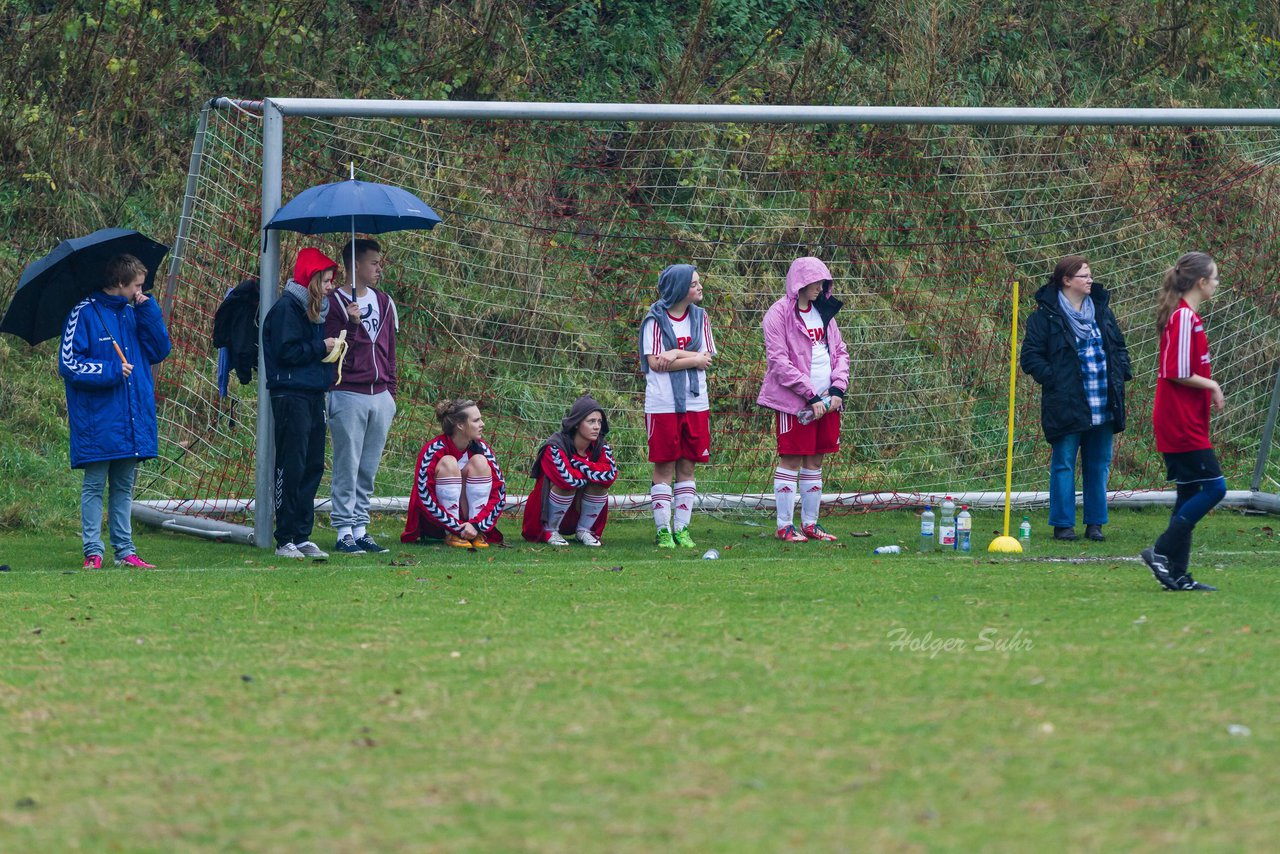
[265,176,442,298]
[1,228,170,346]
[265,179,442,235]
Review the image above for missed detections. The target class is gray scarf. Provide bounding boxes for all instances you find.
[284,280,329,322]
[1057,290,1097,342]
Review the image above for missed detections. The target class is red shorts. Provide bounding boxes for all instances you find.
[776,409,841,456]
[646,411,711,463]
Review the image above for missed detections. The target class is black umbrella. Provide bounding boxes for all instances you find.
[1,228,170,345]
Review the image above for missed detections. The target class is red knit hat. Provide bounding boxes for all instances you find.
[293,247,338,286]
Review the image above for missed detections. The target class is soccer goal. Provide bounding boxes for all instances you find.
[137,98,1280,547]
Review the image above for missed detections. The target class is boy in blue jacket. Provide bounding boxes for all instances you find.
[59,254,172,568]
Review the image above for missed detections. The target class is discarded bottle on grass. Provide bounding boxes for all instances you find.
[702,549,720,560]
[957,505,972,552]
[939,495,957,549]
[873,545,902,555]
[1019,515,1032,549]
[796,394,833,425]
[919,505,935,552]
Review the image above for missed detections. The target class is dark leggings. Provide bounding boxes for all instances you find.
[1172,477,1227,526]
[1157,477,1227,573]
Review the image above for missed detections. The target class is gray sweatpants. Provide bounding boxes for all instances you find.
[328,389,397,530]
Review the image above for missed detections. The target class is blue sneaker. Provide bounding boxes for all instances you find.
[334,535,365,555]
[354,534,389,554]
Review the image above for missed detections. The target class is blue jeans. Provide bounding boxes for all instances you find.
[1049,423,1113,528]
[81,458,139,559]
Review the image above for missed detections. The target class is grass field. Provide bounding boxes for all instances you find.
[2,507,1277,852]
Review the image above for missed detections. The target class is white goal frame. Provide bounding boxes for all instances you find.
[150,98,1280,547]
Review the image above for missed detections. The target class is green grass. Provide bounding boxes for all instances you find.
[2,508,1278,851]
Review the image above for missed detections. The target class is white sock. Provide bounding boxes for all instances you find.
[437,476,462,520]
[578,493,608,533]
[544,489,575,535]
[672,480,697,532]
[774,467,798,530]
[354,525,367,539]
[799,468,823,527]
[337,526,354,540]
[651,483,673,531]
[464,476,490,521]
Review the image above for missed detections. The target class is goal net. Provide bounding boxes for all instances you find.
[138,100,1280,537]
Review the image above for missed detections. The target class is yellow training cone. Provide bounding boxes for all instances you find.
[988,535,1023,553]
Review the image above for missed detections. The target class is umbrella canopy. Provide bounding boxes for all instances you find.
[1,228,170,346]
[265,179,442,235]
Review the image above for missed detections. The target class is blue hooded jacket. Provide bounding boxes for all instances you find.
[59,292,172,468]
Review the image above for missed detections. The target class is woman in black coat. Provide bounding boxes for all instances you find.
[1020,256,1132,541]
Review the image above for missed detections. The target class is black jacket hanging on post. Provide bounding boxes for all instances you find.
[1020,281,1132,443]
[212,278,261,385]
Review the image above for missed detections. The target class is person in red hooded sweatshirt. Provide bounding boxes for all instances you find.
[522,394,618,546]
[401,398,506,548]
[262,247,341,559]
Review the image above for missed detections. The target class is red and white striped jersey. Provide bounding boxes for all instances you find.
[1154,300,1213,453]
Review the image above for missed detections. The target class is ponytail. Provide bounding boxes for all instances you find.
[1156,252,1215,330]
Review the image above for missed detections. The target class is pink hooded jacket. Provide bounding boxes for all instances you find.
[756,257,851,413]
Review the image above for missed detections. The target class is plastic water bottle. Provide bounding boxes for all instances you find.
[702,549,720,560]
[939,496,956,549]
[957,505,972,552]
[873,545,902,555]
[796,394,833,425]
[1019,515,1032,549]
[919,505,935,552]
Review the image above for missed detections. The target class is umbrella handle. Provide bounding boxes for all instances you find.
[111,341,128,365]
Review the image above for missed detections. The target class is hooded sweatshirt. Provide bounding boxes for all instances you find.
[262,248,338,394]
[756,257,851,413]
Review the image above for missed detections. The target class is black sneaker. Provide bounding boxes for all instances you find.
[334,535,365,555]
[354,534,390,554]
[1171,575,1217,592]
[1140,548,1179,590]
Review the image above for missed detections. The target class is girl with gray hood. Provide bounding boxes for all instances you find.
[639,264,716,549]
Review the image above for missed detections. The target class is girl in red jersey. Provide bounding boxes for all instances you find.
[1141,252,1226,591]
[401,399,505,548]
[522,394,618,546]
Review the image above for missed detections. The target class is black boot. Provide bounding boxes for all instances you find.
[1085,524,1105,541]
[1053,526,1077,541]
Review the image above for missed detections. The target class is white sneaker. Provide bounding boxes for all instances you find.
[296,541,329,559]
[575,529,602,547]
[546,531,569,546]
[275,542,304,558]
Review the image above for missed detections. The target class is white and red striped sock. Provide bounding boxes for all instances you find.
[650,483,673,531]
[577,493,608,534]
[464,476,490,522]
[774,467,798,530]
[436,476,462,520]
[672,480,697,532]
[799,468,823,527]
[544,489,575,536]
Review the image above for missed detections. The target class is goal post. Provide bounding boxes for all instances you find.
[140,97,1280,546]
